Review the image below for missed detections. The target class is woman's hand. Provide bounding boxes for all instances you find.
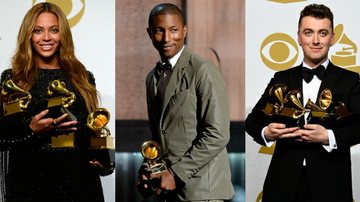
[29,109,78,133]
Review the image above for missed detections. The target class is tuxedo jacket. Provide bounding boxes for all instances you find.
[245,62,360,202]
[145,47,234,201]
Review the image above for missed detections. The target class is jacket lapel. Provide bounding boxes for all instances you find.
[160,47,191,121]
[290,65,304,103]
[316,62,338,103]
[148,69,157,108]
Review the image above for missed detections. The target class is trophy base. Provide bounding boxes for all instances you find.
[47,97,77,121]
[51,132,75,148]
[46,104,77,122]
[3,102,23,116]
[48,97,62,108]
[146,163,167,174]
[88,148,115,176]
[89,136,114,149]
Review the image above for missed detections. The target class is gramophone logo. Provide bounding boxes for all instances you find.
[32,0,85,28]
[331,24,360,73]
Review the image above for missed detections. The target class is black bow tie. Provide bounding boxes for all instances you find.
[156,61,172,72]
[301,65,325,83]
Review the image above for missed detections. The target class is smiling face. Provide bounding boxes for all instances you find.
[31,12,60,68]
[298,16,334,67]
[147,14,187,60]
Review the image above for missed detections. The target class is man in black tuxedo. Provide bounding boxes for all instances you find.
[246,4,360,202]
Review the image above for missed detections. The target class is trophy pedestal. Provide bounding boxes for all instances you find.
[88,146,115,176]
[51,132,75,148]
[3,101,23,116]
[48,97,62,108]
[47,97,64,118]
[90,136,113,149]
[146,163,167,174]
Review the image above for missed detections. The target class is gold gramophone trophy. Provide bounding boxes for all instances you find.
[140,140,167,174]
[87,108,114,149]
[262,83,307,127]
[263,84,353,128]
[47,80,76,148]
[0,78,32,136]
[1,78,31,116]
[47,80,76,116]
[305,89,353,126]
[87,108,115,174]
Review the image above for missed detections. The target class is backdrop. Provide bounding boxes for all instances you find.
[0,1,115,202]
[245,0,360,201]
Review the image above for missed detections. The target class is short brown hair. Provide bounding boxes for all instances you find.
[298,4,334,31]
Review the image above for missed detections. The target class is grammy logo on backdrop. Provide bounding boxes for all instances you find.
[331,24,360,73]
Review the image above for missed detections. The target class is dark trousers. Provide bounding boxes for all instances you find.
[295,166,312,202]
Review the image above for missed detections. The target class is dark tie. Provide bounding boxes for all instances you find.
[156,61,172,75]
[155,61,172,105]
[301,65,325,83]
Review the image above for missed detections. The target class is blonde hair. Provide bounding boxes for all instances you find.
[11,2,98,112]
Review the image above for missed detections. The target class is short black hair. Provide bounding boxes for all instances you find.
[298,4,334,31]
[148,3,186,28]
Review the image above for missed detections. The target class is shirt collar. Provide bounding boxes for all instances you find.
[160,45,185,69]
[302,59,329,70]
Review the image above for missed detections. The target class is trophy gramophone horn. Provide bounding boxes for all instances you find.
[285,90,305,119]
[269,83,287,112]
[305,99,324,112]
[319,89,332,110]
[87,108,110,132]
[1,79,32,111]
[47,80,75,108]
[87,108,113,149]
[141,141,162,161]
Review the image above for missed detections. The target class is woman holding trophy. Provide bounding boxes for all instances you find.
[0,2,112,201]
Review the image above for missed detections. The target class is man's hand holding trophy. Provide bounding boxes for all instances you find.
[137,140,169,197]
[141,141,167,174]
